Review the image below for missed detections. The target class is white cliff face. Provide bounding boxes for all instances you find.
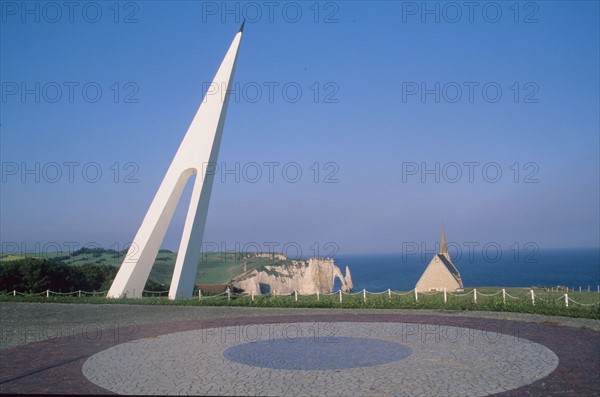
[344,266,353,290]
[231,258,353,295]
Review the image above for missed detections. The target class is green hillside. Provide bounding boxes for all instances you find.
[0,248,290,286]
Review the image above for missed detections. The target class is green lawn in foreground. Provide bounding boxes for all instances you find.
[1,287,598,319]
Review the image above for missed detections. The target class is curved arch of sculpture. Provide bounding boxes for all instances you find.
[107,24,245,299]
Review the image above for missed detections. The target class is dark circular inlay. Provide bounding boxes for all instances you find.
[223,337,412,370]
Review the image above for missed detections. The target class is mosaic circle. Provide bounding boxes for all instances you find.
[82,322,559,396]
[223,336,413,370]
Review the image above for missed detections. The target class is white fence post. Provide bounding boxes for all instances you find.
[363,289,366,303]
[579,286,581,293]
[388,288,391,299]
[78,290,81,298]
[502,288,506,304]
[251,291,254,301]
[317,291,320,301]
[339,290,342,303]
[227,291,231,300]
[414,288,418,302]
[564,293,568,307]
[13,290,16,296]
[295,290,298,302]
[530,289,535,305]
[46,289,50,298]
[444,287,447,303]
[474,289,477,303]
[199,289,202,300]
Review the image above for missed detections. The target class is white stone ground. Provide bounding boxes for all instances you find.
[82,322,559,396]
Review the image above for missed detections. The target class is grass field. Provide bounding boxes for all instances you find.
[0,250,285,286]
[1,287,598,319]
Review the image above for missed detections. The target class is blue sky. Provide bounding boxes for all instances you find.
[1,1,599,255]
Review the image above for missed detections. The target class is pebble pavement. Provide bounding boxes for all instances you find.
[82,322,559,396]
[1,303,598,395]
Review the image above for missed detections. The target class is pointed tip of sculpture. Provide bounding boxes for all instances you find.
[238,19,245,33]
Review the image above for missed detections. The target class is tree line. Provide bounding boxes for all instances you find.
[0,257,166,293]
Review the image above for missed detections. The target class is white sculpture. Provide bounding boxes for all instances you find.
[107,23,245,299]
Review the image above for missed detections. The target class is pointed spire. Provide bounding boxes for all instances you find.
[344,266,354,291]
[439,224,449,255]
[238,19,246,33]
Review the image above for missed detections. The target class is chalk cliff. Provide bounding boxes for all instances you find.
[344,266,353,290]
[231,257,353,295]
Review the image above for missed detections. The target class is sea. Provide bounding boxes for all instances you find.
[333,248,600,292]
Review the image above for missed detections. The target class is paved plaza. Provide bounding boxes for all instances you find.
[1,303,599,396]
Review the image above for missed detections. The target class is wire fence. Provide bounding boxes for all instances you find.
[3,287,599,308]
